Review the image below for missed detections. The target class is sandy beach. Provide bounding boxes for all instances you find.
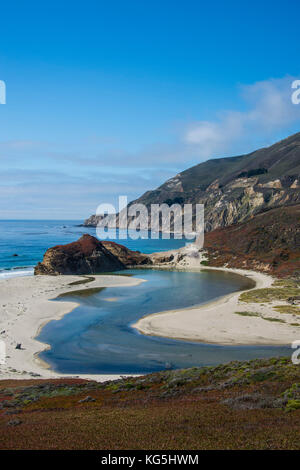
[0,260,298,383]
[0,274,145,381]
[133,265,300,346]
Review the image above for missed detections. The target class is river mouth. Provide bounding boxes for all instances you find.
[37,269,290,374]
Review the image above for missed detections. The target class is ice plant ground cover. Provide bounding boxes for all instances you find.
[1,357,300,450]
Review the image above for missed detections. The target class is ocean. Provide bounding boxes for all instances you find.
[0,219,191,278]
[0,219,290,373]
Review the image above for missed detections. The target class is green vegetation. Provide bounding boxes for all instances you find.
[286,400,300,411]
[2,357,300,449]
[239,287,300,303]
[282,384,300,411]
[68,276,95,286]
[58,287,105,298]
[272,279,300,288]
[274,305,300,315]
[262,317,285,323]
[282,382,300,399]
[234,311,259,317]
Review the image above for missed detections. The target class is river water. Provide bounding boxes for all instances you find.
[38,268,290,374]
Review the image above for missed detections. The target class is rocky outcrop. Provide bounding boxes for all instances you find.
[84,214,102,227]
[34,234,151,275]
[84,132,300,233]
[102,241,152,266]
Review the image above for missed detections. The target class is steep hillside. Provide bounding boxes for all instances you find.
[204,204,300,277]
[84,132,300,232]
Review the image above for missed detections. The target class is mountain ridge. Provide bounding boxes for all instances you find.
[84,132,300,232]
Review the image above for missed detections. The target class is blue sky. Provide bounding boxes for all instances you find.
[0,0,300,219]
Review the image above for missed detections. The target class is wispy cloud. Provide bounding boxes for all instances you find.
[0,168,170,218]
[1,76,300,219]
[184,76,300,158]
[52,77,300,168]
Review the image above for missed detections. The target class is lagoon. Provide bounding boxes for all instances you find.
[38,269,290,374]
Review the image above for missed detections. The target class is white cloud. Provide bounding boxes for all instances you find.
[184,76,300,158]
[1,76,300,219]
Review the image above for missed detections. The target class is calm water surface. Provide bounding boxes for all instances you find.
[38,269,290,374]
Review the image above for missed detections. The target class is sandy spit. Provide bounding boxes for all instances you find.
[1,258,298,382]
[133,265,299,346]
[0,274,145,382]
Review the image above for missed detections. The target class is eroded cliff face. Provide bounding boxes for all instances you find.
[84,175,299,233]
[84,132,300,233]
[146,205,300,278]
[84,214,102,227]
[199,176,299,232]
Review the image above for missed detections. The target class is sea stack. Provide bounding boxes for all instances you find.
[34,234,152,275]
[34,234,125,275]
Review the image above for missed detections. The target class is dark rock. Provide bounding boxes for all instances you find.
[15,343,22,350]
[7,419,22,426]
[34,234,125,275]
[150,252,175,264]
[288,296,300,305]
[78,396,96,403]
[0,400,15,409]
[102,241,152,266]
[34,234,152,275]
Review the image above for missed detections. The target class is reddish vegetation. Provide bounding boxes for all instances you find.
[50,234,108,257]
[2,397,300,450]
[1,358,300,450]
[34,234,151,275]
[204,204,300,278]
[34,234,125,275]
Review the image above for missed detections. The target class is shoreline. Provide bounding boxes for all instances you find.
[0,274,145,382]
[133,265,299,346]
[0,261,298,382]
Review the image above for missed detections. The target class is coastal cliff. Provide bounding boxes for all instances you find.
[84,132,300,232]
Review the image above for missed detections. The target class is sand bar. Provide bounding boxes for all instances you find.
[1,264,298,382]
[133,266,299,346]
[0,274,145,381]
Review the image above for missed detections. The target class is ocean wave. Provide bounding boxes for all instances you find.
[0,267,34,279]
